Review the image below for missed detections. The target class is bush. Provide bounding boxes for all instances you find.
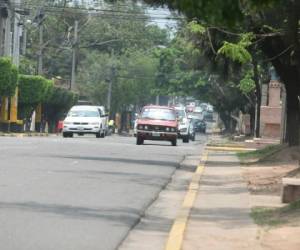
[43,87,78,132]
[18,75,54,121]
[0,57,18,96]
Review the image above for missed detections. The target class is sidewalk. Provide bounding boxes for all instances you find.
[119,144,262,250]
[183,151,261,250]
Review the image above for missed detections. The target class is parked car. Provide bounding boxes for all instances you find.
[136,105,178,146]
[175,107,190,143]
[193,118,206,133]
[96,106,109,135]
[203,110,214,122]
[189,121,196,141]
[62,105,106,138]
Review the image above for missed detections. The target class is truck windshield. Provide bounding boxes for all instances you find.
[141,108,176,121]
[68,110,100,117]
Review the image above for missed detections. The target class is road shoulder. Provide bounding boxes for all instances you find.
[183,150,262,250]
[118,154,201,250]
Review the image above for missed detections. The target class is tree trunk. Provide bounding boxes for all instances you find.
[249,106,255,136]
[253,57,261,138]
[287,87,300,146]
[220,112,231,133]
[286,83,300,146]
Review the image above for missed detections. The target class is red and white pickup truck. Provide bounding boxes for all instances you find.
[135,105,178,146]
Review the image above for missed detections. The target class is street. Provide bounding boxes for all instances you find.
[0,134,206,250]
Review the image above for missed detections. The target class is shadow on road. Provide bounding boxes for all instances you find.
[44,155,180,168]
[0,201,173,232]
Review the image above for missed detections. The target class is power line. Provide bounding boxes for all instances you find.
[5,1,183,21]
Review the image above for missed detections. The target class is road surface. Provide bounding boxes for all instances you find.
[0,134,206,250]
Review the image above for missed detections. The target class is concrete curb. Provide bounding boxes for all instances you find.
[0,133,50,137]
[117,157,184,250]
[165,151,208,250]
[206,146,256,152]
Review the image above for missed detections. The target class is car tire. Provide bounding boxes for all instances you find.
[96,131,101,138]
[63,132,73,138]
[62,132,69,138]
[191,134,195,141]
[171,138,177,146]
[136,136,144,145]
[183,136,189,143]
[100,131,105,138]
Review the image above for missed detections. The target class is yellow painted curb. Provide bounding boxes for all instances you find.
[0,133,49,138]
[207,143,246,148]
[165,151,208,250]
[206,146,256,152]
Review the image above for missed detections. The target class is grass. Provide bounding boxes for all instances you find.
[251,200,300,227]
[237,144,283,162]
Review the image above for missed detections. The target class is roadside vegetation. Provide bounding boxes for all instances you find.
[251,200,300,226]
[146,0,300,146]
[1,0,299,144]
[237,144,284,163]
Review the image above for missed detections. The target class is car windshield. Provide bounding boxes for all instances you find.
[68,110,100,117]
[175,110,186,119]
[141,108,176,121]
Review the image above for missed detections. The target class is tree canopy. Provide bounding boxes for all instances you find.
[0,57,18,97]
[18,75,53,120]
[145,0,300,145]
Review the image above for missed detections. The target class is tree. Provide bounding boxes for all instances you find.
[43,86,78,132]
[154,22,255,132]
[18,75,53,127]
[0,57,18,97]
[145,0,300,146]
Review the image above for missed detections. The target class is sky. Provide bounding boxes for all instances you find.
[146,6,178,30]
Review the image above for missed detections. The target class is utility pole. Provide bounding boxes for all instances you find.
[9,0,21,129]
[21,23,26,55]
[1,3,11,123]
[156,95,160,105]
[4,8,12,57]
[107,49,115,112]
[12,0,20,67]
[33,7,44,75]
[37,22,43,74]
[0,8,6,56]
[71,20,78,91]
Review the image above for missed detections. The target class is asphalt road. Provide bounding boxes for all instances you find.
[0,134,206,250]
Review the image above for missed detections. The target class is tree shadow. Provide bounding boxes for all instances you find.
[205,160,241,167]
[190,207,254,229]
[44,154,180,168]
[0,201,140,225]
[0,201,175,233]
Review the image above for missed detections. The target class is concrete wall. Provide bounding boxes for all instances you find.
[259,80,283,139]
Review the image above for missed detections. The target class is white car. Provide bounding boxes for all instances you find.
[62,105,106,138]
[175,108,190,143]
[96,106,109,135]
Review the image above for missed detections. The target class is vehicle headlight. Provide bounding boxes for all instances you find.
[138,125,144,130]
[63,121,71,125]
[171,127,176,132]
[180,128,187,132]
[144,125,149,130]
[90,122,99,125]
[166,127,170,132]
